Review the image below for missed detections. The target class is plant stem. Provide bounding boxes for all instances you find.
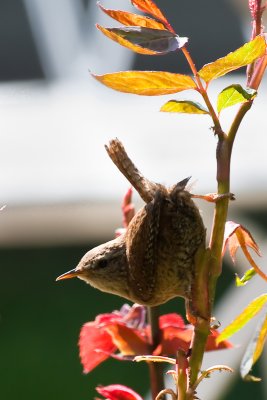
[147,306,165,399]
[177,350,188,400]
[188,319,210,388]
[182,47,223,137]
[188,100,255,391]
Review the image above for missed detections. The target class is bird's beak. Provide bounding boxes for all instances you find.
[56,268,80,281]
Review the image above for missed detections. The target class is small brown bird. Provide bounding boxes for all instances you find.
[56,177,206,306]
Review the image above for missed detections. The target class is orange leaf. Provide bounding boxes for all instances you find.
[98,3,166,30]
[92,71,197,96]
[132,0,170,29]
[96,25,157,54]
[223,221,267,283]
[223,221,261,261]
[105,323,149,355]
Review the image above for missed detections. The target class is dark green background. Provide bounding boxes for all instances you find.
[0,236,265,399]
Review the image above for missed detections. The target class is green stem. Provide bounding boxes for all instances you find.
[188,101,253,390]
[209,100,254,311]
[182,9,266,396]
[147,306,165,399]
[182,47,223,137]
[188,319,210,388]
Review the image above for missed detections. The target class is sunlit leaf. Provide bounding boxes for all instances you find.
[96,25,157,54]
[235,268,256,287]
[134,355,176,364]
[223,221,261,261]
[217,294,267,343]
[96,384,143,400]
[159,313,185,329]
[223,221,267,282]
[217,84,257,113]
[79,319,117,373]
[98,3,166,30]
[240,311,267,381]
[160,100,209,114]
[105,323,149,355]
[93,71,197,96]
[206,329,233,351]
[199,35,266,82]
[132,0,170,28]
[97,25,187,54]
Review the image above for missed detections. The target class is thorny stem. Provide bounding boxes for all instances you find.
[148,306,165,399]
[188,89,263,393]
[181,8,266,395]
[177,350,188,400]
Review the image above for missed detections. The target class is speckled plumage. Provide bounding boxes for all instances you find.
[57,179,206,306]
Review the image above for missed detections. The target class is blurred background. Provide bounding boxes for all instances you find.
[0,0,267,399]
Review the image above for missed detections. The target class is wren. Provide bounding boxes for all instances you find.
[56,140,206,306]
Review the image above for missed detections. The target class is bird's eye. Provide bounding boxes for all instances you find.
[96,259,108,269]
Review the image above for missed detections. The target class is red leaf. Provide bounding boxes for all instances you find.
[122,187,135,228]
[206,330,233,351]
[78,313,121,373]
[154,315,191,355]
[96,384,143,400]
[154,326,192,355]
[105,322,149,355]
[159,313,185,329]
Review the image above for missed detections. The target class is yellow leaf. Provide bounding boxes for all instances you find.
[240,312,267,381]
[217,294,267,343]
[253,314,267,364]
[93,71,197,96]
[199,36,266,82]
[160,100,209,114]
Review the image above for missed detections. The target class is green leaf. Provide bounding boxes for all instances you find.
[160,100,209,114]
[240,311,267,381]
[98,26,188,54]
[217,84,257,113]
[93,71,197,96]
[199,35,266,82]
[235,268,256,287]
[217,294,267,343]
